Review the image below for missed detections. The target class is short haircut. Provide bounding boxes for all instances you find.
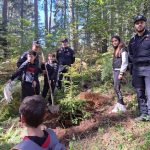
[28,50,37,57]
[19,95,46,128]
[48,53,56,58]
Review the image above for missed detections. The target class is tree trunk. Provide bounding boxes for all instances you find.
[2,0,8,58]
[49,0,52,33]
[2,0,8,27]
[34,0,38,39]
[44,0,48,33]
[69,0,77,50]
[64,0,67,29]
[20,0,24,48]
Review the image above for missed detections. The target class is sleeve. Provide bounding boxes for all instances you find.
[33,68,39,81]
[128,40,133,75]
[120,51,128,74]
[71,50,75,64]
[51,63,59,81]
[128,40,133,63]
[17,52,28,68]
[11,61,28,81]
[41,63,46,71]
[56,50,59,63]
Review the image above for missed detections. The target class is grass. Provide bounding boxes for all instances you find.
[1,56,150,150]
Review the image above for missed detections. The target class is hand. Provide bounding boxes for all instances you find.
[7,79,12,83]
[43,70,46,75]
[27,57,31,62]
[118,74,123,80]
[49,80,51,84]
[32,81,37,88]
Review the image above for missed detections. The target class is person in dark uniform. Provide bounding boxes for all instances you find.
[8,51,39,100]
[56,38,75,90]
[16,40,41,95]
[41,53,58,104]
[111,36,128,113]
[128,14,150,121]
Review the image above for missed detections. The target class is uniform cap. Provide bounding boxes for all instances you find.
[32,40,40,46]
[134,15,147,24]
[61,38,68,43]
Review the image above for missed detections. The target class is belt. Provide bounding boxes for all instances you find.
[135,62,150,67]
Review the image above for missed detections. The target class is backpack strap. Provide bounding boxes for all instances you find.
[46,128,66,150]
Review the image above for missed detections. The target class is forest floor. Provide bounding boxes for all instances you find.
[0,59,150,150]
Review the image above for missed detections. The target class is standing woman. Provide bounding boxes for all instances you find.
[111,36,128,113]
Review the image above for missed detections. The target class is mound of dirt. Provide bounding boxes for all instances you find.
[78,92,111,108]
[44,92,113,143]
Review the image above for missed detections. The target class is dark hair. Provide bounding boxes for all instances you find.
[48,53,56,58]
[19,95,46,128]
[28,50,37,57]
[111,35,121,43]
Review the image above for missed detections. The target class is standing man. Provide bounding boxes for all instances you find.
[17,40,40,68]
[56,38,75,90]
[128,14,150,121]
[16,40,41,95]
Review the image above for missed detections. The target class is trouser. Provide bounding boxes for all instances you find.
[21,82,35,100]
[42,77,56,104]
[132,75,150,115]
[35,79,40,95]
[57,65,70,89]
[113,70,124,105]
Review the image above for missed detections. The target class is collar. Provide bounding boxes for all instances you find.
[136,29,149,38]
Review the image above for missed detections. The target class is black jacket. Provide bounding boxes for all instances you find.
[113,47,127,69]
[128,30,150,64]
[11,61,39,83]
[17,50,39,68]
[41,61,58,81]
[56,47,75,66]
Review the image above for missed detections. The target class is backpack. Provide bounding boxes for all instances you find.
[11,129,66,150]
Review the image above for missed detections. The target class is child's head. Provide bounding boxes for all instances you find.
[19,95,46,128]
[27,51,37,63]
[48,53,56,61]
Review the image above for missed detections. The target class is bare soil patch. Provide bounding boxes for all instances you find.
[44,92,115,142]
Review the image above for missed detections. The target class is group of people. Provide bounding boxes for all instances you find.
[9,38,75,103]
[9,14,150,149]
[10,39,75,149]
[111,14,150,122]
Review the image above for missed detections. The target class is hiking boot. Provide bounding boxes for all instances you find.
[135,114,149,122]
[145,115,150,121]
[111,103,126,113]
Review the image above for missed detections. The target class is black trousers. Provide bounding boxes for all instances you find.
[35,79,40,95]
[42,77,56,104]
[113,70,124,105]
[21,80,40,100]
[21,82,35,100]
[57,65,70,89]
[132,75,150,115]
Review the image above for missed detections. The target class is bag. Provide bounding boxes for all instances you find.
[3,81,15,103]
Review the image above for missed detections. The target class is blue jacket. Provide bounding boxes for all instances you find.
[11,128,66,150]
